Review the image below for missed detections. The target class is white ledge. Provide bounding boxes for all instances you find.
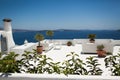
[0,73,120,80]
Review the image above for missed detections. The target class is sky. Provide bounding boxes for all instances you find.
[0,0,120,30]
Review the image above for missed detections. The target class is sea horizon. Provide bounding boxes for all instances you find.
[13,29,120,45]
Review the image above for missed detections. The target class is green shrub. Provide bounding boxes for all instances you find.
[0,52,20,73]
[20,50,53,73]
[97,44,104,50]
[106,52,112,55]
[1,50,117,76]
[86,56,102,75]
[62,52,87,75]
[20,50,62,74]
[49,62,61,74]
[104,53,120,76]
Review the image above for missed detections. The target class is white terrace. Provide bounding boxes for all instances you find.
[11,39,120,57]
[11,39,120,73]
[1,39,120,80]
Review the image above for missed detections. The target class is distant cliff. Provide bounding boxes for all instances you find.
[117,29,120,32]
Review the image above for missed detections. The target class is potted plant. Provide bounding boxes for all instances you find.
[35,33,44,54]
[67,41,72,46]
[88,34,96,43]
[97,44,106,57]
[46,30,54,42]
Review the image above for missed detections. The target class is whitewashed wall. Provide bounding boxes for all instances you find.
[0,73,120,80]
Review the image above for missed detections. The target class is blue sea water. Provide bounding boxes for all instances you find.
[13,30,120,45]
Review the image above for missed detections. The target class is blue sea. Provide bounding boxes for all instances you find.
[13,30,120,45]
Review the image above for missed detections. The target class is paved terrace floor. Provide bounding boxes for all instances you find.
[1,44,120,80]
[43,44,111,76]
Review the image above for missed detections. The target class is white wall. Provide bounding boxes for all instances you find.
[73,39,119,54]
[0,73,120,80]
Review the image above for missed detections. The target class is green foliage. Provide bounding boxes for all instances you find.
[86,56,102,75]
[20,50,38,73]
[97,44,104,50]
[0,52,20,73]
[34,33,44,46]
[49,62,61,74]
[104,53,120,76]
[88,34,96,39]
[62,52,87,75]
[19,51,104,75]
[37,55,53,74]
[20,50,54,73]
[0,52,2,58]
[1,50,117,76]
[46,30,54,39]
[106,52,112,55]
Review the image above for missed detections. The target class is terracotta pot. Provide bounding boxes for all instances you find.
[67,43,71,46]
[67,42,72,46]
[90,40,95,43]
[97,50,106,57]
[89,39,95,43]
[37,46,43,54]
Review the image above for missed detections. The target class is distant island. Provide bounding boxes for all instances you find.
[117,29,120,32]
[0,28,120,32]
[12,29,120,32]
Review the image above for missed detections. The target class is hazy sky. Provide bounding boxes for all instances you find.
[0,0,120,30]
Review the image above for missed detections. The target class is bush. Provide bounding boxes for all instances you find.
[62,52,87,75]
[104,53,120,76]
[2,50,120,76]
[0,52,20,73]
[86,56,102,75]
[20,50,53,73]
[106,52,112,55]
[97,44,104,50]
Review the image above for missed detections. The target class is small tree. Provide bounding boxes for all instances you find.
[35,33,44,46]
[88,34,96,43]
[46,30,54,40]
